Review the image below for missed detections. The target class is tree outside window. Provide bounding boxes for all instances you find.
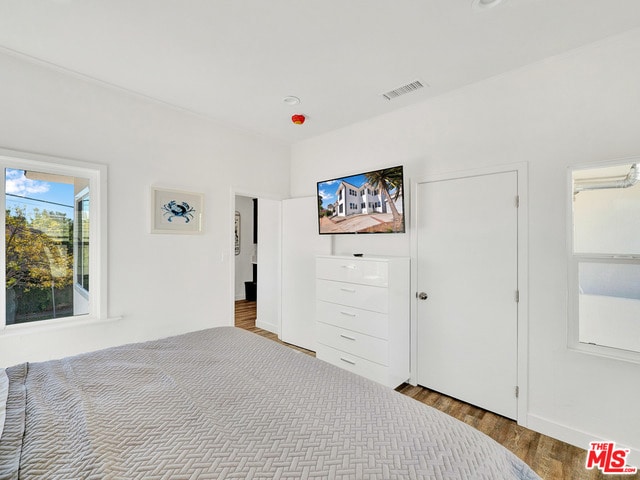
[5,168,89,325]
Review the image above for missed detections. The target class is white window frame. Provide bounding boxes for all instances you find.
[567,158,640,364]
[74,186,90,297]
[0,148,108,330]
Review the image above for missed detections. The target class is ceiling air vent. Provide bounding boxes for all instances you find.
[382,80,426,101]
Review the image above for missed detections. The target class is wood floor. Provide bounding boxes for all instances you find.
[235,300,629,480]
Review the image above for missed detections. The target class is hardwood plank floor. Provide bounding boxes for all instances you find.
[234,300,632,480]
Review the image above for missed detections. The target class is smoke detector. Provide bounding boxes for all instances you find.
[283,96,301,106]
[472,0,506,10]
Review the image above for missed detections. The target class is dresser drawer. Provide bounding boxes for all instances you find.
[316,301,389,339]
[316,279,388,313]
[316,344,389,386]
[316,257,389,287]
[315,255,409,389]
[316,322,388,365]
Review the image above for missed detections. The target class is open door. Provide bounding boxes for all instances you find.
[281,197,331,350]
[256,198,281,333]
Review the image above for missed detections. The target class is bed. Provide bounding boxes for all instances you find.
[0,327,540,479]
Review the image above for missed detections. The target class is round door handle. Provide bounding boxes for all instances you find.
[417,292,428,300]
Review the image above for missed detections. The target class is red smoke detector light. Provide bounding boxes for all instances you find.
[291,114,306,125]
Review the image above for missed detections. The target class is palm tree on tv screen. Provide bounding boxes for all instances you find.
[365,167,404,232]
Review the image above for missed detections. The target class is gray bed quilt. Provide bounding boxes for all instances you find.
[0,327,540,479]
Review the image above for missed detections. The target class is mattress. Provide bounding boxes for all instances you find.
[0,327,540,479]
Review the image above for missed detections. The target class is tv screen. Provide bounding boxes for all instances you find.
[317,165,405,234]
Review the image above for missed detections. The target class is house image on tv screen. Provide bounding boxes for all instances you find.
[317,166,405,234]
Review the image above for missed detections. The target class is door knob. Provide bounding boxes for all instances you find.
[417,292,428,300]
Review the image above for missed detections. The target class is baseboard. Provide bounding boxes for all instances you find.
[255,319,278,334]
[527,414,640,467]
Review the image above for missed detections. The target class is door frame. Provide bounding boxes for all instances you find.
[410,162,529,425]
[228,187,286,332]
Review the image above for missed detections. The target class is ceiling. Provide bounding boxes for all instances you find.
[1,0,640,145]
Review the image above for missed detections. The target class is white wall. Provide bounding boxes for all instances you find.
[291,29,640,459]
[0,50,290,366]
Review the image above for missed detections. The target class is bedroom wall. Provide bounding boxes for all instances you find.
[291,28,640,461]
[0,50,290,366]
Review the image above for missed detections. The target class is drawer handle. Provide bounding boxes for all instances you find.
[341,265,357,270]
[340,311,357,317]
[340,288,356,293]
[340,334,356,341]
[340,357,356,365]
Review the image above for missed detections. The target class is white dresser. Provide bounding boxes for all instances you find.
[315,255,410,388]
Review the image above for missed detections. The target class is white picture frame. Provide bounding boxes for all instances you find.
[150,186,203,234]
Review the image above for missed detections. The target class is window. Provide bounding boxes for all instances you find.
[569,161,640,358]
[1,149,107,328]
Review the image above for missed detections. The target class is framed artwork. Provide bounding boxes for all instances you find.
[150,187,203,234]
[235,211,241,255]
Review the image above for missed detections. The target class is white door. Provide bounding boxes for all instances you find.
[256,198,281,334]
[416,171,519,419]
[281,197,331,350]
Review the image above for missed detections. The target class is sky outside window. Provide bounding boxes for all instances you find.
[5,168,74,219]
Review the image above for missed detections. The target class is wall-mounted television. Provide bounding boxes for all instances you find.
[317,165,405,234]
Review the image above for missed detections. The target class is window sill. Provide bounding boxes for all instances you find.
[1,314,123,337]
[74,283,90,300]
[569,341,640,365]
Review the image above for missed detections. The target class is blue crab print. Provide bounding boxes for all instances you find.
[162,200,195,223]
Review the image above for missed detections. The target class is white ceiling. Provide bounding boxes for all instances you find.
[2,0,640,145]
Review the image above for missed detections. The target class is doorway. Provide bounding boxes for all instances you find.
[234,195,257,328]
[231,193,281,334]
[412,165,528,421]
